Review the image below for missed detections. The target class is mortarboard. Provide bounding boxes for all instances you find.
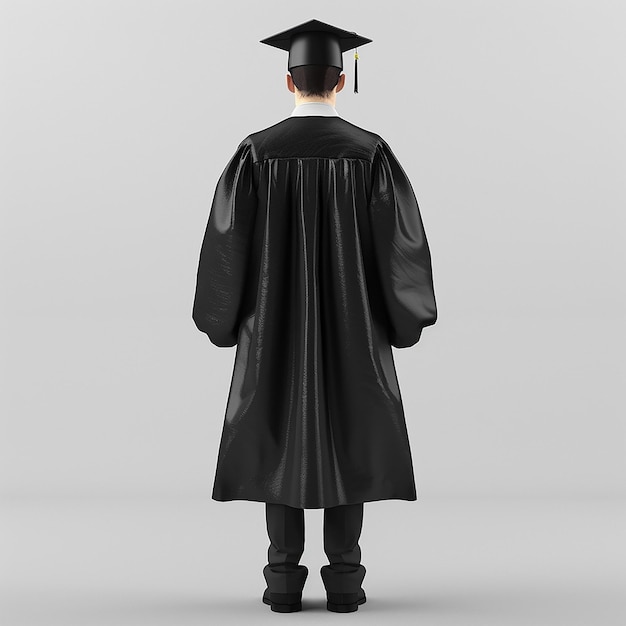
[260,19,372,93]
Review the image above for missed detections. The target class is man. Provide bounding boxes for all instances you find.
[192,19,437,613]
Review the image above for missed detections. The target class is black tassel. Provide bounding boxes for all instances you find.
[354,49,359,93]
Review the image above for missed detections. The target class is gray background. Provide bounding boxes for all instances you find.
[1,1,625,625]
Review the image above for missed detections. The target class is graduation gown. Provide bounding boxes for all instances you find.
[193,114,437,509]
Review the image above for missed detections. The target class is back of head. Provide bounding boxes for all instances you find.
[289,65,342,98]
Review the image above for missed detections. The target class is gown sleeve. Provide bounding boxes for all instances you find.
[192,140,257,347]
[368,139,437,348]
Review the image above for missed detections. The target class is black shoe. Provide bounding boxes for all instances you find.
[262,587,303,612]
[326,588,367,612]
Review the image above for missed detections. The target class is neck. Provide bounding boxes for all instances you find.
[294,92,336,108]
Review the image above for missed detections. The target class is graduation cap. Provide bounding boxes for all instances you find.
[260,19,372,93]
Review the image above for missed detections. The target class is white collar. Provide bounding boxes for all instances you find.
[290,102,338,117]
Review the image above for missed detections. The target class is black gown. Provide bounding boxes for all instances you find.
[193,115,437,509]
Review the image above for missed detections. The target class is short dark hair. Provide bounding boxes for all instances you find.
[290,65,341,97]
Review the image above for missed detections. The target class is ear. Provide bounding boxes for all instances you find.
[286,73,296,93]
[335,73,346,93]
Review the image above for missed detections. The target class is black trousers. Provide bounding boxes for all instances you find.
[263,502,367,595]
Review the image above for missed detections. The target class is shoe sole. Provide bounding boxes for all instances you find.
[327,592,367,612]
[262,590,366,612]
